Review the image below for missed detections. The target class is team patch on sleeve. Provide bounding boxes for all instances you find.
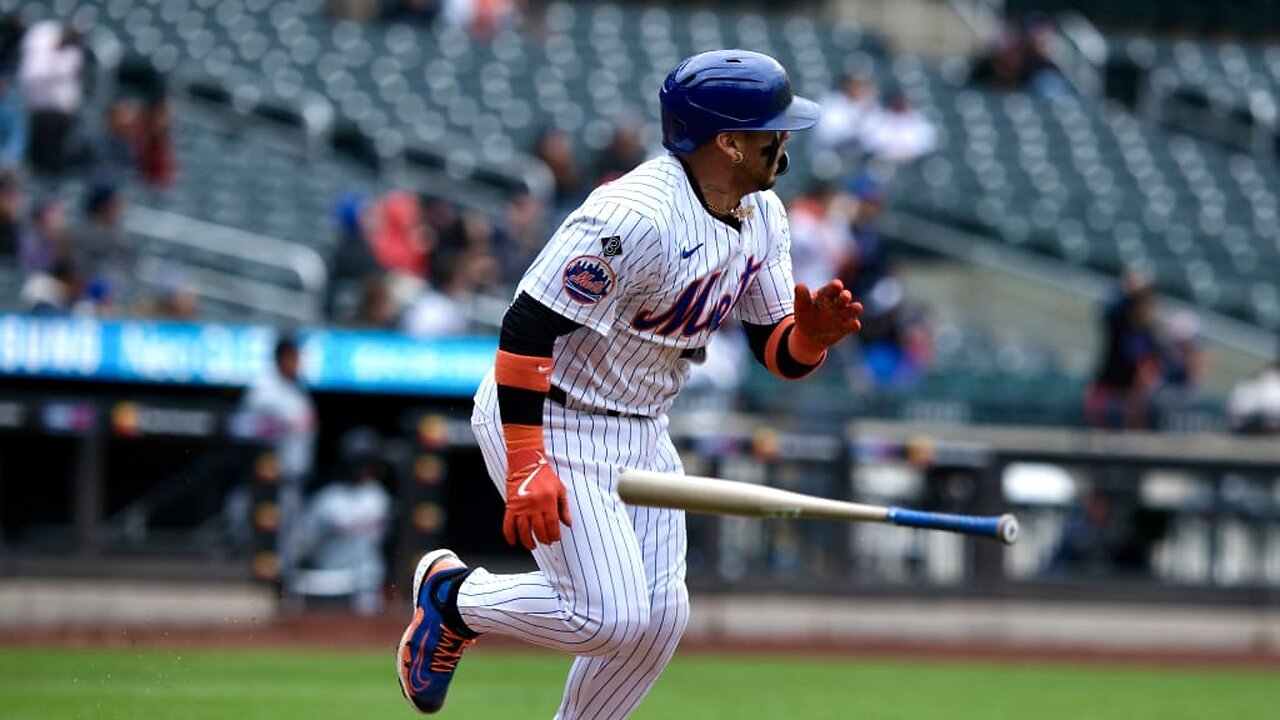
[562,255,616,304]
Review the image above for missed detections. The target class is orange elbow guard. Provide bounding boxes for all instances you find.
[494,350,553,393]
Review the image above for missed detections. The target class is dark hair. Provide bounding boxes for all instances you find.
[339,427,384,477]
[84,184,120,215]
[274,333,300,362]
[49,259,81,282]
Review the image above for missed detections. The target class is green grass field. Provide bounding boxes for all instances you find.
[0,647,1274,719]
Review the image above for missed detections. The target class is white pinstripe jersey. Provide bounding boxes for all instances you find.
[516,154,795,417]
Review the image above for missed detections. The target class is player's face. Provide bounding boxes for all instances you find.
[738,131,791,191]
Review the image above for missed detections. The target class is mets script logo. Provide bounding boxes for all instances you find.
[631,255,766,337]
[562,256,615,304]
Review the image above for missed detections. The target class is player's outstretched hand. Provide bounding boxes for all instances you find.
[503,447,572,550]
[792,280,863,355]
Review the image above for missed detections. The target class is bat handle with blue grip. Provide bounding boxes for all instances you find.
[885,508,1020,545]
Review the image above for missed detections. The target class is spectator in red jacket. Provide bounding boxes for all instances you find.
[134,98,176,188]
[370,190,430,278]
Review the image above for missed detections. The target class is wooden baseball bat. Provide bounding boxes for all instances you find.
[617,469,1019,545]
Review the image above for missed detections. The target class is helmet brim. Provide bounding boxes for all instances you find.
[743,94,821,133]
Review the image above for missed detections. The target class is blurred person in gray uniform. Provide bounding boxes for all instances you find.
[240,334,318,584]
[298,427,392,615]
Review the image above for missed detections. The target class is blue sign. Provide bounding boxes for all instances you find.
[0,314,497,396]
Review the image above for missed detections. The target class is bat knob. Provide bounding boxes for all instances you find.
[997,514,1020,545]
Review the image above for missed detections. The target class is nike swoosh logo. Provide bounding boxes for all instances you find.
[537,364,551,373]
[680,243,704,259]
[516,464,546,497]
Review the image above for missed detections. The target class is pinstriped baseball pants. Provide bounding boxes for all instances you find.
[460,376,690,719]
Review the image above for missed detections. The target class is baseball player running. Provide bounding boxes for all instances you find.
[398,49,863,718]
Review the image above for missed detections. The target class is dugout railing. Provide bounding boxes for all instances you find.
[5,397,1277,609]
[0,395,282,584]
[395,410,1280,607]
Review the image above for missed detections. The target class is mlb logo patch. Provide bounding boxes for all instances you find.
[601,235,623,257]
[562,256,616,304]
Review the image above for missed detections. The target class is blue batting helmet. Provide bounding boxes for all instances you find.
[659,49,820,155]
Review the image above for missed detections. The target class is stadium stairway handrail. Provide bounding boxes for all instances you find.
[133,256,318,324]
[126,207,327,323]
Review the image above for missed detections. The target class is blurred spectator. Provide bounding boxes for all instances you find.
[1227,340,1280,434]
[591,120,647,187]
[449,209,502,289]
[90,97,140,183]
[1051,487,1117,574]
[325,192,383,321]
[0,75,25,170]
[0,14,25,77]
[1159,313,1203,387]
[842,172,889,299]
[134,264,193,318]
[494,188,548,287]
[370,190,430,278]
[787,180,853,290]
[18,195,70,275]
[420,195,458,248]
[967,25,1030,92]
[1155,311,1206,399]
[968,17,1070,99]
[70,183,134,296]
[811,73,878,169]
[134,98,177,188]
[351,275,400,329]
[19,257,88,314]
[534,127,584,218]
[18,21,86,175]
[297,427,392,616]
[854,277,931,390]
[401,251,478,337]
[1086,272,1162,429]
[1021,15,1071,98]
[0,173,21,260]
[440,0,516,39]
[380,0,440,25]
[240,334,317,584]
[1052,484,1161,575]
[153,282,201,320]
[860,88,937,165]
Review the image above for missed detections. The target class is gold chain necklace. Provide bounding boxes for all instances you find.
[704,197,755,221]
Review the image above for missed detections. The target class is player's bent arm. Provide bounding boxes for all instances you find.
[493,292,582,549]
[741,281,864,381]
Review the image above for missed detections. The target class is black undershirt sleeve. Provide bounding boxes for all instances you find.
[742,319,822,379]
[496,292,583,425]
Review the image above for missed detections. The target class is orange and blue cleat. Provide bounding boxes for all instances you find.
[396,549,478,714]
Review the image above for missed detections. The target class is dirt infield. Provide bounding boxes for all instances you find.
[2,610,1277,671]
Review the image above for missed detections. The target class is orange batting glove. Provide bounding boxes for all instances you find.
[791,280,863,363]
[502,429,572,550]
